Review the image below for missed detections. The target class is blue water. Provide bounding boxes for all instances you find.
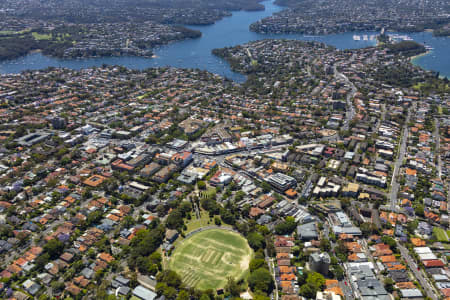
[0,0,448,81]
[407,32,450,79]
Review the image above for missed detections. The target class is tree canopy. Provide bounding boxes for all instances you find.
[248,267,274,294]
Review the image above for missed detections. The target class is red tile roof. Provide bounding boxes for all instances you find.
[423,259,445,268]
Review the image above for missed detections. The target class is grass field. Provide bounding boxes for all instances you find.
[168,228,252,290]
[433,227,449,242]
[184,211,230,234]
[0,29,30,36]
[199,188,216,199]
[32,32,52,40]
[0,30,15,35]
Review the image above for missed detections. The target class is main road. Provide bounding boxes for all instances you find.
[389,106,412,212]
[434,117,443,179]
[397,242,438,300]
[265,248,278,300]
[333,65,356,131]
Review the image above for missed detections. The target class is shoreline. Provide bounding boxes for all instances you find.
[410,50,449,79]
[410,50,431,62]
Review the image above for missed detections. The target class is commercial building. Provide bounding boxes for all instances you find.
[171,151,193,168]
[297,222,318,241]
[356,173,387,188]
[132,285,157,300]
[152,164,178,183]
[332,211,362,236]
[123,181,150,198]
[16,131,52,147]
[346,264,390,300]
[83,175,107,188]
[140,163,162,178]
[128,153,153,168]
[209,170,233,187]
[167,139,189,150]
[266,173,297,191]
[342,183,359,198]
[309,252,330,275]
[51,117,67,129]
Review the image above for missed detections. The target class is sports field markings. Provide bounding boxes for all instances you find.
[196,237,248,254]
[168,228,253,290]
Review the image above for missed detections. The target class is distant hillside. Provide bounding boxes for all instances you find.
[2,0,265,24]
[251,0,450,35]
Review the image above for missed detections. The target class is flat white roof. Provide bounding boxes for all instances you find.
[413,247,432,254]
[418,253,437,261]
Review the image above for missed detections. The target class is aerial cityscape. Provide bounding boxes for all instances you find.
[0,0,449,300]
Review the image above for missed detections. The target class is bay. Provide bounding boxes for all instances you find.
[408,32,450,79]
[0,0,448,81]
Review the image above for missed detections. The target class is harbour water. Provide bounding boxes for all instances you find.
[0,0,448,81]
[407,32,450,79]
